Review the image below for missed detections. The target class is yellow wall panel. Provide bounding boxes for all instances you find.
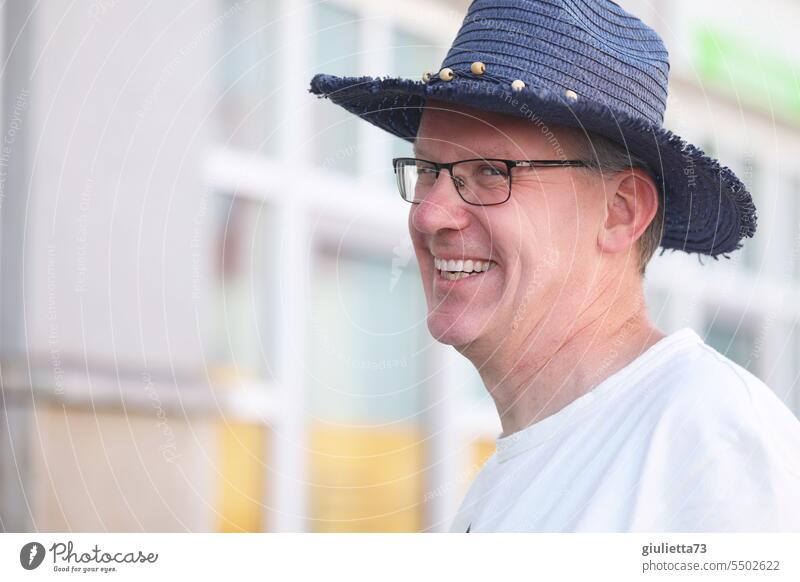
[216,421,267,532]
[308,424,424,532]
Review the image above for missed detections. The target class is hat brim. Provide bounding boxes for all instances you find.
[309,73,756,258]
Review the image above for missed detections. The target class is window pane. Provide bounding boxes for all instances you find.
[311,3,360,175]
[310,248,427,423]
[790,176,800,282]
[216,0,280,154]
[208,193,275,380]
[794,321,800,418]
[391,27,444,78]
[703,313,758,375]
[463,361,489,402]
[644,285,670,329]
[738,157,760,271]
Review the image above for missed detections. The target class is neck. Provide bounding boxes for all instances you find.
[459,279,665,439]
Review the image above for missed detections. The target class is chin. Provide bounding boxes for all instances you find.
[425,309,486,347]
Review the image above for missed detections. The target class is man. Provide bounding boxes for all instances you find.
[309,0,800,531]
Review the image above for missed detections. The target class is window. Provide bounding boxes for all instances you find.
[738,156,761,271]
[217,0,280,154]
[793,321,800,418]
[644,284,671,329]
[703,312,759,376]
[309,246,427,423]
[311,2,361,175]
[699,138,716,159]
[790,176,800,282]
[208,192,275,380]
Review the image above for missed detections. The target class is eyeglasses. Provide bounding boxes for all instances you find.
[392,157,586,206]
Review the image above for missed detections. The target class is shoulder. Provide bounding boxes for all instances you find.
[633,335,800,531]
[653,337,799,439]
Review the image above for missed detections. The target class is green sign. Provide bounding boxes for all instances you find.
[694,25,800,122]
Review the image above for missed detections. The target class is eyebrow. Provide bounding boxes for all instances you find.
[413,143,513,160]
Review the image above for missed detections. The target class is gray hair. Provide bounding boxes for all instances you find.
[576,132,665,276]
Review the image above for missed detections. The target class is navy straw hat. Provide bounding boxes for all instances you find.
[308,0,757,258]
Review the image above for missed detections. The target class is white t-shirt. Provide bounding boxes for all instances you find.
[449,326,800,532]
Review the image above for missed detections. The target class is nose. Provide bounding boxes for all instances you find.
[409,170,471,235]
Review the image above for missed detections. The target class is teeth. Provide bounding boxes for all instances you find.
[434,256,496,277]
[442,271,473,280]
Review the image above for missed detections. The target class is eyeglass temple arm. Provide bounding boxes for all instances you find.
[513,160,586,167]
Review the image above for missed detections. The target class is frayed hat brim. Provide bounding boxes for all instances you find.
[309,73,756,258]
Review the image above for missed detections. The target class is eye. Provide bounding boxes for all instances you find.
[414,164,438,185]
[478,164,508,178]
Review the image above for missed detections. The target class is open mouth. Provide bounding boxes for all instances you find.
[434,257,498,281]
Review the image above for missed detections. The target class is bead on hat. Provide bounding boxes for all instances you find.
[470,61,486,75]
[422,71,432,83]
[511,79,525,91]
[439,67,455,81]
[564,89,578,101]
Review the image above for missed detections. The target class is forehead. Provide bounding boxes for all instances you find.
[414,100,579,159]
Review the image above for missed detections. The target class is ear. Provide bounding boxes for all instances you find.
[596,168,659,255]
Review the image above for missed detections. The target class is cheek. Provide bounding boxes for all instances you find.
[532,193,587,262]
[502,199,559,261]
[504,203,571,292]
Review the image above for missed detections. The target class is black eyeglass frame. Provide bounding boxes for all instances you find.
[392,157,587,206]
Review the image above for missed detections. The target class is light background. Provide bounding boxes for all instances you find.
[0,0,798,532]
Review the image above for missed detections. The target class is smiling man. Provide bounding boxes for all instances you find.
[408,99,665,436]
[309,0,800,532]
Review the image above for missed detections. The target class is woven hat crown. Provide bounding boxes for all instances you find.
[433,0,670,124]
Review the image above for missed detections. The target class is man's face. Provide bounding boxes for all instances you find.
[409,100,605,350]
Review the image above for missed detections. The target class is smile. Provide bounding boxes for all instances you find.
[434,256,497,281]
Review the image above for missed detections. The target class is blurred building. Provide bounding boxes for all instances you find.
[0,0,798,533]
